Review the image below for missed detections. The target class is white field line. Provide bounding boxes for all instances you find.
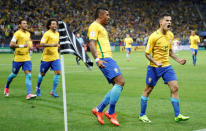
[194,129,206,131]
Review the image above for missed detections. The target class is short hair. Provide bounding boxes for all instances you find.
[95,7,108,19]
[46,18,58,30]
[159,12,171,21]
[18,19,27,25]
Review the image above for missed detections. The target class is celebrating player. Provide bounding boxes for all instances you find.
[189,30,200,66]
[124,34,133,61]
[4,19,36,99]
[88,7,125,126]
[139,13,189,123]
[35,18,60,97]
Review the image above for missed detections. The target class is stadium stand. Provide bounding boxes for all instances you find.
[0,0,205,48]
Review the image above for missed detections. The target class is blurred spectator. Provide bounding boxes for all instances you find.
[0,0,205,47]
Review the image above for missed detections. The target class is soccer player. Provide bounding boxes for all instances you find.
[88,7,125,126]
[124,34,133,61]
[35,18,60,97]
[4,19,36,100]
[138,13,189,123]
[189,30,200,66]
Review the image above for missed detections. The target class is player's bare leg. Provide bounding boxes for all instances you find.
[168,80,189,122]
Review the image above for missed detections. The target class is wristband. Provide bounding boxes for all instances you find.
[19,45,24,48]
[95,58,100,62]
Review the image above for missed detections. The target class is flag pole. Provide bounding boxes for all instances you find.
[60,54,68,131]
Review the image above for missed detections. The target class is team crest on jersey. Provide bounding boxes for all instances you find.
[114,68,118,73]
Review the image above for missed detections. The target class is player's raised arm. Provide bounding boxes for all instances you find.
[169,49,186,65]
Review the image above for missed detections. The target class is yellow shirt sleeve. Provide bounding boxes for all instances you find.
[88,24,98,40]
[197,36,200,43]
[40,32,49,43]
[145,34,155,54]
[12,32,20,42]
[130,38,133,43]
[28,40,32,48]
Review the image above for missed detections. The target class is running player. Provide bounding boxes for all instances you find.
[4,19,36,100]
[35,18,60,97]
[189,30,200,66]
[124,34,133,61]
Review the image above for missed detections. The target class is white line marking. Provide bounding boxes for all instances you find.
[194,129,206,131]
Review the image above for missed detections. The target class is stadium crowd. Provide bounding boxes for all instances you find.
[0,0,205,47]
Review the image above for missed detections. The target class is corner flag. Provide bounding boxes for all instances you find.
[58,21,93,131]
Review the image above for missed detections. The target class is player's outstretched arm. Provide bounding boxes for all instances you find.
[145,53,163,67]
[88,40,106,68]
[169,49,186,65]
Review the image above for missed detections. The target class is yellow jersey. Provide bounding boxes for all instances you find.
[145,29,174,67]
[41,30,59,62]
[189,35,200,49]
[11,29,32,62]
[124,37,133,48]
[87,21,112,58]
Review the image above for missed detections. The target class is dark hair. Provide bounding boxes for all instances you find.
[95,7,108,19]
[46,18,58,30]
[159,12,171,21]
[18,19,27,25]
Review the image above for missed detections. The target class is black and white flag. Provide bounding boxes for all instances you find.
[58,21,93,69]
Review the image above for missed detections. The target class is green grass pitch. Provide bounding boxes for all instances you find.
[0,51,206,131]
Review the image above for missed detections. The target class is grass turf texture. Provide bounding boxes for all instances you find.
[0,51,205,131]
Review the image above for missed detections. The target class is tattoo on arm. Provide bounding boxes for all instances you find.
[145,53,157,65]
[169,49,180,62]
[88,40,98,59]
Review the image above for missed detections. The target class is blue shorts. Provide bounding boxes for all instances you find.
[126,48,131,52]
[12,61,32,74]
[146,65,177,87]
[99,58,122,84]
[190,48,198,55]
[40,59,61,73]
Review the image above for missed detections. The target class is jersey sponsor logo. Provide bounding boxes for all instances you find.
[90,32,95,37]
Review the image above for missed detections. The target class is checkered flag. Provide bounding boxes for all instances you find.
[58,21,93,69]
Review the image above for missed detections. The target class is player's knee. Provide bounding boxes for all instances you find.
[171,86,178,94]
[55,71,61,75]
[118,79,125,86]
